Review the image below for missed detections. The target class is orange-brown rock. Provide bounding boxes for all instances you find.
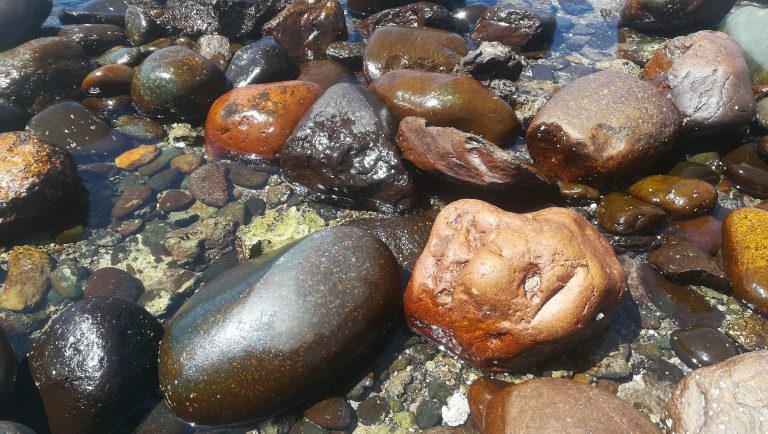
[369,70,518,143]
[596,192,666,235]
[404,199,627,371]
[396,116,548,190]
[81,64,134,97]
[204,81,322,162]
[298,60,353,91]
[526,71,681,183]
[627,175,717,218]
[722,208,768,317]
[115,145,160,170]
[469,377,659,434]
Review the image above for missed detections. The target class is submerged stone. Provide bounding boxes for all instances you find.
[723,143,768,199]
[670,326,740,369]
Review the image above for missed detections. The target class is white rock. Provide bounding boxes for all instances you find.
[441,392,470,427]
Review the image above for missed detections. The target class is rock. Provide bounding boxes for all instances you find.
[0,326,14,406]
[470,7,556,52]
[115,145,160,170]
[58,24,126,54]
[115,116,166,142]
[96,46,142,67]
[196,34,231,70]
[228,163,269,188]
[164,217,237,271]
[358,2,455,38]
[281,83,415,213]
[236,206,325,259]
[720,6,768,85]
[111,184,153,219]
[396,116,547,190]
[723,208,768,317]
[0,132,79,239]
[325,41,365,69]
[158,189,193,213]
[357,395,390,425]
[669,215,722,256]
[83,267,144,302]
[347,0,463,17]
[28,297,162,434]
[188,162,229,207]
[59,0,127,26]
[670,326,740,369]
[83,95,132,114]
[170,153,203,174]
[131,46,227,119]
[724,143,768,199]
[303,397,354,430]
[647,237,730,290]
[0,0,51,51]
[0,246,52,312]
[50,261,89,300]
[124,5,160,46]
[298,60,353,92]
[204,81,322,162]
[0,421,34,434]
[416,399,442,429]
[666,351,768,433]
[460,41,525,82]
[363,26,467,82]
[453,3,489,33]
[642,30,755,140]
[159,226,401,424]
[134,401,195,434]
[262,0,347,62]
[627,175,717,218]
[621,0,736,35]
[441,393,470,427]
[0,37,89,114]
[469,377,659,433]
[404,199,626,371]
[526,71,681,183]
[596,192,666,235]
[0,100,27,133]
[370,70,518,143]
[226,37,298,88]
[81,64,134,97]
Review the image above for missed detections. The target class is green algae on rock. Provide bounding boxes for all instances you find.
[159,226,401,425]
[236,206,326,259]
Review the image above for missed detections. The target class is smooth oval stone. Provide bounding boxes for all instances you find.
[369,70,518,143]
[158,189,194,213]
[0,326,16,406]
[621,0,736,35]
[720,6,768,85]
[298,60,353,91]
[159,226,401,425]
[111,183,153,219]
[724,143,768,199]
[669,215,722,256]
[281,83,415,213]
[358,2,456,38]
[596,192,666,235]
[0,0,51,51]
[188,162,229,207]
[58,24,126,54]
[131,46,227,120]
[261,0,348,62]
[363,26,468,82]
[81,64,134,97]
[671,326,740,369]
[115,145,159,170]
[627,175,717,218]
[28,297,162,434]
[83,266,144,302]
[225,37,298,88]
[723,208,768,317]
[470,7,556,52]
[204,81,322,161]
[95,46,142,67]
[114,115,166,142]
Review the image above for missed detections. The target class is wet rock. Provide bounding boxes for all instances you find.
[396,116,546,190]
[469,377,658,434]
[188,162,229,207]
[215,201,247,225]
[460,41,525,82]
[81,64,134,97]
[82,95,132,114]
[720,6,768,85]
[58,24,126,54]
[304,397,354,430]
[114,116,166,142]
[196,34,231,70]
[666,351,768,433]
[363,26,468,82]
[0,421,34,434]
[83,266,144,302]
[0,37,89,114]
[148,168,182,191]
[558,181,600,204]
[453,3,489,33]
[59,0,127,26]
[0,0,51,51]
[404,200,626,371]
[0,246,52,312]
[134,401,194,434]
[170,153,203,174]
[95,46,142,67]
[325,41,365,69]
[596,193,666,235]
[642,30,754,140]
[370,70,518,143]
[358,395,389,425]
[164,217,237,271]
[671,326,740,369]
[667,161,718,185]
[0,100,27,133]
[526,71,681,183]
[138,147,183,177]
[724,143,768,199]
[358,2,455,38]
[225,37,298,88]
[228,163,269,189]
[281,83,414,213]
[627,175,717,218]
[50,261,89,300]
[111,184,153,219]
[416,399,442,429]
[159,226,401,424]
[28,297,162,434]
[620,0,736,35]
[298,60,353,91]
[648,237,729,290]
[115,145,160,170]
[669,215,722,256]
[262,0,347,62]
[244,197,267,217]
[723,208,768,317]
[158,189,193,213]
[470,7,556,52]
[204,81,321,162]
[0,132,79,239]
[131,46,227,120]
[124,5,160,46]
[236,206,325,259]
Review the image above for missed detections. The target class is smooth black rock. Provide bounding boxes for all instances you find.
[125,5,162,46]
[28,297,163,434]
[0,0,52,51]
[95,46,142,66]
[670,326,740,369]
[281,83,415,213]
[0,37,90,114]
[159,226,401,425]
[0,326,16,407]
[347,0,465,17]
[225,37,298,88]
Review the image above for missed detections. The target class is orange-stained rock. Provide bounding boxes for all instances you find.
[627,175,717,219]
[369,70,518,143]
[204,81,322,162]
[404,199,627,371]
[722,208,768,317]
[115,145,160,170]
[469,377,659,434]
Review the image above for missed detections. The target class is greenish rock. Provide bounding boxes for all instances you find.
[158,226,401,425]
[357,395,390,426]
[388,399,405,413]
[138,148,184,177]
[393,411,416,430]
[214,201,247,225]
[415,399,442,429]
[137,288,175,318]
[427,380,454,404]
[236,206,326,258]
[389,357,408,372]
[721,6,768,84]
[95,46,142,67]
[114,116,167,142]
[49,260,89,300]
[290,420,328,434]
[410,343,438,363]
